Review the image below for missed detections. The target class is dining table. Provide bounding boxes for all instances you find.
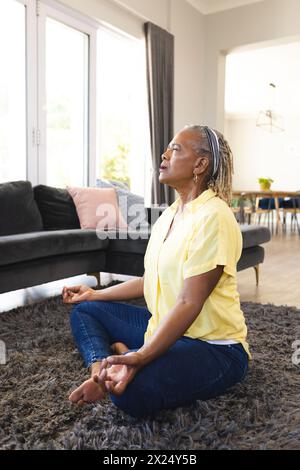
[232,190,300,234]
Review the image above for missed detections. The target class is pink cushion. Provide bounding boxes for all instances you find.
[67,186,127,230]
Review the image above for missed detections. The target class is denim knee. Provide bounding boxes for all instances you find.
[110,390,147,419]
[109,375,154,419]
[70,301,93,320]
[69,302,89,330]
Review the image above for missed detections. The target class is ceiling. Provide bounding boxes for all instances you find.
[186,0,264,15]
[225,41,300,118]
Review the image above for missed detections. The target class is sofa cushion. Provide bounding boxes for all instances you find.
[33,185,80,230]
[104,225,269,257]
[0,251,107,294]
[0,229,109,267]
[67,186,127,230]
[104,230,150,255]
[108,179,130,191]
[117,188,148,229]
[0,181,43,236]
[96,179,148,229]
[240,224,271,248]
[237,246,265,271]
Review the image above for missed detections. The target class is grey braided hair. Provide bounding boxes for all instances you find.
[184,125,234,206]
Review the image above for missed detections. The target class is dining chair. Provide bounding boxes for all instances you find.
[253,197,274,230]
[230,197,243,223]
[281,198,300,235]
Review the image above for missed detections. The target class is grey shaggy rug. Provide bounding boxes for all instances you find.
[0,286,299,450]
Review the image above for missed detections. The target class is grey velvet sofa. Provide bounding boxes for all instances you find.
[0,181,271,294]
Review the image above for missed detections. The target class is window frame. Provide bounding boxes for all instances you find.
[0,0,33,183]
[96,24,150,197]
[20,0,39,184]
[4,0,97,186]
[36,0,97,187]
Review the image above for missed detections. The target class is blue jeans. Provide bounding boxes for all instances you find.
[70,300,249,418]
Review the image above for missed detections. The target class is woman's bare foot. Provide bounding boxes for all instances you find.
[69,348,129,406]
[69,375,107,406]
[110,342,129,355]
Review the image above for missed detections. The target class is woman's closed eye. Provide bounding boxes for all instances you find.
[168,144,181,152]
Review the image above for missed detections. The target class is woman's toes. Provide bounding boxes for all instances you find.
[69,377,108,405]
[69,383,84,403]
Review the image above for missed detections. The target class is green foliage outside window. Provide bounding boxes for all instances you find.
[100,143,131,187]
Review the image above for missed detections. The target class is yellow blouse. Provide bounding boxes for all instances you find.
[143,188,251,359]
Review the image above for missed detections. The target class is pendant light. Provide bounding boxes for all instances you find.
[256,83,284,133]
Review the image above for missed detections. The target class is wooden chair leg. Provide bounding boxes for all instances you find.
[87,271,101,288]
[254,265,260,286]
[296,213,300,236]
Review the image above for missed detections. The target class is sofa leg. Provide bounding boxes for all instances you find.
[87,271,101,288]
[254,265,260,286]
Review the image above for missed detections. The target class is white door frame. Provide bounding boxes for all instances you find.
[12,0,38,185]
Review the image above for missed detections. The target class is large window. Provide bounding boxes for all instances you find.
[38,3,96,187]
[45,18,89,187]
[0,1,150,198]
[97,28,150,197]
[0,0,96,187]
[0,0,26,182]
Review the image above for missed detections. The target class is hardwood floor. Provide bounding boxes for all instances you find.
[237,230,300,309]
[0,228,299,313]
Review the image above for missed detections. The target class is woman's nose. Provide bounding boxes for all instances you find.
[161,149,170,161]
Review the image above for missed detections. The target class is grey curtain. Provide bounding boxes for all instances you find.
[144,22,175,206]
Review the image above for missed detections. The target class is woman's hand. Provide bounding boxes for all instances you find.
[98,353,144,396]
[62,284,96,304]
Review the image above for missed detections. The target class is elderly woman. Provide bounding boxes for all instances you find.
[63,125,250,418]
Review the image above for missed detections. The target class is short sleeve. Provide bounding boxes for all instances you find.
[183,212,238,279]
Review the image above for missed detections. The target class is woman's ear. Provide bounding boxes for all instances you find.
[194,156,210,175]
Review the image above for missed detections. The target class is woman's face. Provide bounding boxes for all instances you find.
[159,129,209,188]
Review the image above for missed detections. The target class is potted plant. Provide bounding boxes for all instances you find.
[258,177,274,191]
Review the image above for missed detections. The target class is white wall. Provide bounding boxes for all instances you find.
[203,0,300,191]
[112,0,171,29]
[171,0,204,132]
[203,0,300,130]
[58,0,143,37]
[59,0,205,133]
[226,117,300,191]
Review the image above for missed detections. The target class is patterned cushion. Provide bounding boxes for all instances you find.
[96,179,148,229]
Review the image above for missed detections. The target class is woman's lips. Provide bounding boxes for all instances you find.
[159,167,167,171]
